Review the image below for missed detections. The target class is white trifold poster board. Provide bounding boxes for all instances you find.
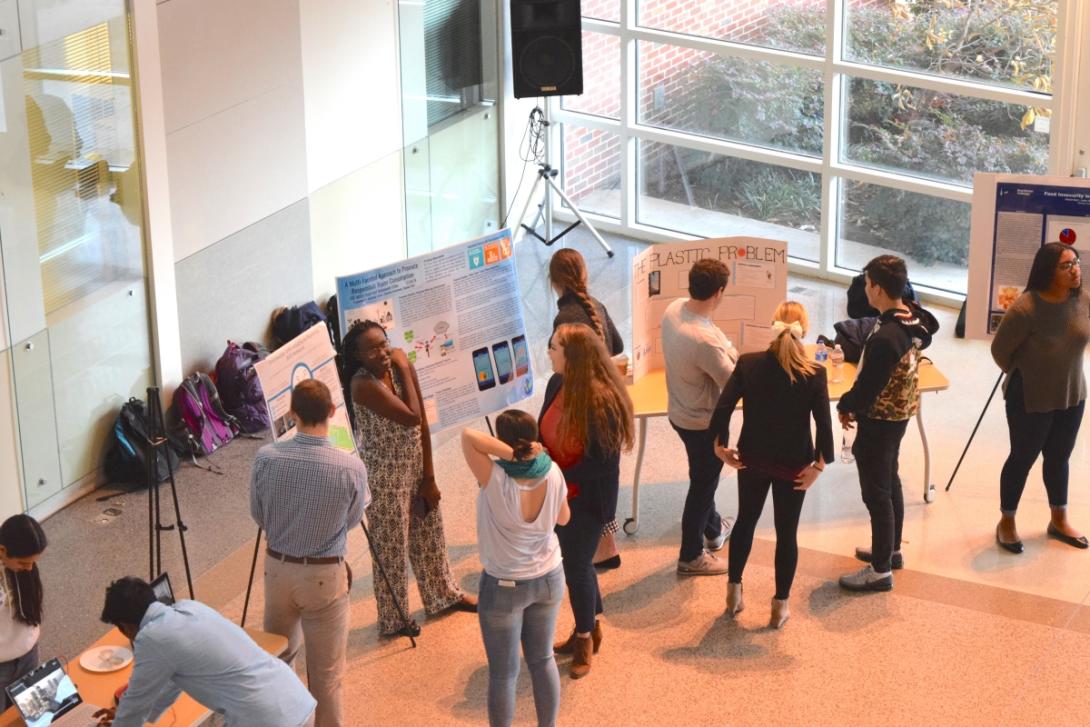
[335,229,533,434]
[631,237,788,381]
[252,323,357,454]
[966,173,1090,340]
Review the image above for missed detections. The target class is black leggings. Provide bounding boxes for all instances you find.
[727,467,806,600]
[555,498,604,633]
[1000,371,1085,513]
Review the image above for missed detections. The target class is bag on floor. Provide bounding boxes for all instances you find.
[104,398,181,484]
[214,341,270,434]
[173,372,239,455]
[271,301,327,347]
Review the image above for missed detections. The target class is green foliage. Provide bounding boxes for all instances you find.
[641,0,1054,265]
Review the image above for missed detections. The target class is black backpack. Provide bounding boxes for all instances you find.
[271,302,327,348]
[104,399,183,485]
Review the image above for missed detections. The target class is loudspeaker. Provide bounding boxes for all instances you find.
[511,0,583,98]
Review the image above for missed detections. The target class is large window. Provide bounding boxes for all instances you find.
[554,0,1068,296]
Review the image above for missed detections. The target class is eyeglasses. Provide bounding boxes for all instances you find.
[1058,259,1081,271]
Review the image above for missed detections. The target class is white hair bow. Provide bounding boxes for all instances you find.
[771,320,803,338]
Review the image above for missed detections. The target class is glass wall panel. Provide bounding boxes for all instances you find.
[842,77,1050,185]
[638,41,823,156]
[838,180,970,294]
[582,0,619,23]
[561,32,620,119]
[0,0,153,506]
[638,140,820,262]
[845,0,1057,91]
[638,0,825,55]
[561,124,621,219]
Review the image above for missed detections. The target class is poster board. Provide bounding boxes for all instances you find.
[966,173,1090,340]
[253,323,357,453]
[335,229,533,433]
[631,237,788,381]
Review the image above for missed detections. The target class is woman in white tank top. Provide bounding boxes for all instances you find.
[462,410,570,727]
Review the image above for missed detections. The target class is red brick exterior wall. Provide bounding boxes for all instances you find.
[562,0,889,211]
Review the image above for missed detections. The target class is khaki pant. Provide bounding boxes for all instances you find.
[264,557,349,727]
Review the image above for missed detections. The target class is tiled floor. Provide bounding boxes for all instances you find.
[40,228,1090,725]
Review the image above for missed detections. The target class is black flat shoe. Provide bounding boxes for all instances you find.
[594,555,621,570]
[996,526,1024,554]
[381,621,421,638]
[1047,523,1090,549]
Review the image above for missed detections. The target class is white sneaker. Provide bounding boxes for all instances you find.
[677,550,728,576]
[704,517,735,552]
[838,565,893,592]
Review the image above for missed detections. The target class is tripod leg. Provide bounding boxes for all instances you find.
[945,371,1004,492]
[241,528,263,628]
[166,469,195,599]
[359,521,417,648]
[513,172,545,241]
[545,176,614,257]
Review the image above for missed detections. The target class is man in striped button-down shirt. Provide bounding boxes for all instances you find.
[250,379,369,727]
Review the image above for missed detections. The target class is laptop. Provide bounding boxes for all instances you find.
[150,572,175,605]
[5,658,101,726]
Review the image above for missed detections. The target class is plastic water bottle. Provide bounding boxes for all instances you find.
[841,427,856,463]
[814,342,828,362]
[829,344,845,383]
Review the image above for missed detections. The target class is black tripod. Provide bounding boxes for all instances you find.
[241,521,417,648]
[145,386,195,598]
[945,372,1005,492]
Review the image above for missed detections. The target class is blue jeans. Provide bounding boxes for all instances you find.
[671,422,725,562]
[478,565,564,727]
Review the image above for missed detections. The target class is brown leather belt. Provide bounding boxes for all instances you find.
[266,548,343,565]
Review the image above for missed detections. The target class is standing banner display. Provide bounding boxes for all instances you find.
[966,173,1090,340]
[631,237,788,381]
[253,323,357,454]
[335,229,533,433]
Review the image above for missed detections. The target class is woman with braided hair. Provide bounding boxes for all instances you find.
[548,249,625,570]
[0,514,47,708]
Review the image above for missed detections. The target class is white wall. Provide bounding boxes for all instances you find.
[157,0,308,262]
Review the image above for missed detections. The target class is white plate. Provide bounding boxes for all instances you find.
[79,645,133,673]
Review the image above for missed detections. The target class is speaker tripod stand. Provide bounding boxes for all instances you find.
[516,162,613,258]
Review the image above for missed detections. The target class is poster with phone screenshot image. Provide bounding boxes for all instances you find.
[492,341,513,384]
[336,229,534,433]
[511,335,529,377]
[472,347,496,390]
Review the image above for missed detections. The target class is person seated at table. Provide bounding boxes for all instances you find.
[709,302,834,628]
[93,577,316,727]
[0,514,48,710]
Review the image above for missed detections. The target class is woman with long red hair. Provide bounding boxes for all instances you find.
[539,323,634,679]
[548,248,626,570]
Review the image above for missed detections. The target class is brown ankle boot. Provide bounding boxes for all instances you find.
[554,620,603,654]
[570,635,593,679]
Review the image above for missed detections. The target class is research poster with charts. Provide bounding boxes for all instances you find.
[631,237,788,381]
[335,229,533,433]
[966,173,1090,340]
[252,323,357,454]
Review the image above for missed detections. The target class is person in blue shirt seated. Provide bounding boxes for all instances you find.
[92,577,315,727]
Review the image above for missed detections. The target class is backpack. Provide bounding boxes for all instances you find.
[173,373,239,455]
[271,302,327,347]
[104,399,182,485]
[214,341,270,434]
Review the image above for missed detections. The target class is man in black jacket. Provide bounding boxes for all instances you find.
[837,256,939,592]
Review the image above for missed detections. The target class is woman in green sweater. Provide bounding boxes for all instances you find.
[991,242,1090,553]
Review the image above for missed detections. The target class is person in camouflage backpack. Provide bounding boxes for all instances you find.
[836,255,939,593]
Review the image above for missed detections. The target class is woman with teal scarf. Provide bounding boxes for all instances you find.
[462,410,570,727]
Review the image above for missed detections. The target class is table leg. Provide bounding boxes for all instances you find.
[624,416,648,535]
[917,394,936,503]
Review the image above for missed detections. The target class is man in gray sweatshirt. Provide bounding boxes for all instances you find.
[662,259,739,575]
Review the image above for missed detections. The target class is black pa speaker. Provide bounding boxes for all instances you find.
[511,0,583,99]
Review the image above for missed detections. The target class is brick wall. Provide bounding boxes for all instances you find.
[563,0,890,211]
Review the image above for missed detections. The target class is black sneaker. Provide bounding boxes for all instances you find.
[854,547,903,570]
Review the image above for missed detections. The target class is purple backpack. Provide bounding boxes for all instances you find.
[214,341,270,434]
[173,372,239,455]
